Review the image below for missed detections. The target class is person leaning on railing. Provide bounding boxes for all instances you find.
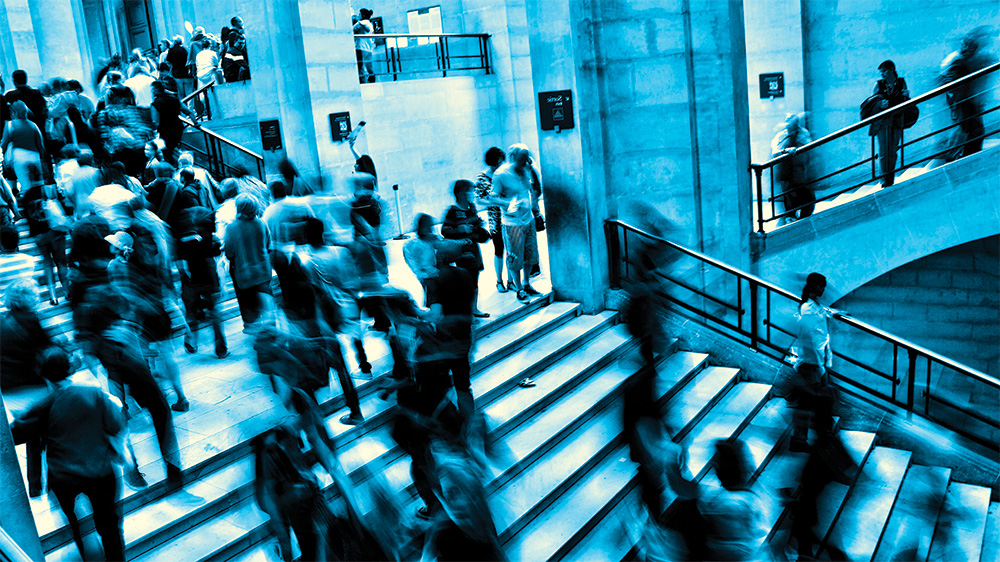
[865,60,910,188]
[787,272,836,453]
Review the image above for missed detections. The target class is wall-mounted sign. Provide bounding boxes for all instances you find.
[329,112,352,142]
[259,119,282,151]
[538,89,574,132]
[759,73,785,99]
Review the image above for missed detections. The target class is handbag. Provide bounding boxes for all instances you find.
[860,94,884,121]
[902,104,919,129]
[534,215,546,232]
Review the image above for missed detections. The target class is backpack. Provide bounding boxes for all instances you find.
[175,206,217,260]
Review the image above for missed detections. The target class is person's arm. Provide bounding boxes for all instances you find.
[348,136,361,161]
[101,388,126,437]
[179,99,195,119]
[440,206,463,240]
[149,103,160,128]
[10,392,56,445]
[488,173,513,208]
[0,123,10,155]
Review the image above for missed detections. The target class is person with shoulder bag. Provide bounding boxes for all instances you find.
[864,60,913,187]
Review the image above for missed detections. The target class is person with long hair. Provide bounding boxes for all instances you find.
[1,100,46,194]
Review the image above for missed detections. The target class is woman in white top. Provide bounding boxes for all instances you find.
[789,272,837,451]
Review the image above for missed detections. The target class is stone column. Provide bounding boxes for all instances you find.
[28,0,93,85]
[524,0,609,313]
[239,0,320,179]
[1,0,44,80]
[0,393,44,562]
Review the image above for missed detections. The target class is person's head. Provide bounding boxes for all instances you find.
[414,213,434,238]
[39,347,72,384]
[278,157,298,182]
[304,216,325,247]
[50,77,67,93]
[230,165,250,179]
[360,8,373,20]
[172,34,184,47]
[105,230,134,260]
[151,80,165,97]
[235,193,260,219]
[877,60,897,82]
[0,225,20,253]
[11,70,27,87]
[67,79,84,94]
[107,70,124,85]
[130,48,144,62]
[231,16,244,30]
[59,144,81,162]
[158,39,171,52]
[179,168,196,184]
[802,272,827,302]
[9,100,29,120]
[354,154,377,179]
[961,26,993,56]
[507,143,531,168]
[144,141,160,159]
[452,179,475,207]
[4,279,37,312]
[484,146,505,169]
[177,152,195,169]
[268,180,287,201]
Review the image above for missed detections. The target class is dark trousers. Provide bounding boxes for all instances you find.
[232,279,271,327]
[181,266,228,355]
[50,472,124,562]
[876,124,901,186]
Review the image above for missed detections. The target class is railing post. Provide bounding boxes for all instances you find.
[871,135,877,181]
[605,222,621,289]
[906,349,917,414]
[749,280,759,350]
[753,167,765,233]
[392,46,399,81]
[435,39,442,74]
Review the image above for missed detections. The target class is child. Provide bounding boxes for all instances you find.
[403,213,440,303]
[441,180,490,318]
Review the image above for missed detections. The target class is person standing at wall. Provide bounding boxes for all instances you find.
[474,147,508,292]
[866,60,910,187]
[489,144,540,303]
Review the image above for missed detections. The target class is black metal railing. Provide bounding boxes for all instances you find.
[750,62,1000,232]
[606,219,1000,450]
[178,116,264,181]
[182,80,216,122]
[365,33,491,81]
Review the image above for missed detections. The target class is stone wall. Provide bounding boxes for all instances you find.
[834,236,999,377]
[360,74,504,233]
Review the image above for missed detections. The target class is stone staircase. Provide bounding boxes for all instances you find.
[19,292,996,561]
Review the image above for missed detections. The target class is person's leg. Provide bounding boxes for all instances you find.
[877,126,894,186]
[287,508,319,561]
[85,473,125,562]
[207,287,228,357]
[962,103,985,157]
[523,226,540,294]
[127,366,182,481]
[153,338,188,411]
[26,436,43,497]
[356,49,366,82]
[502,224,526,296]
[50,476,87,559]
[333,341,364,422]
[449,349,474,425]
[50,231,69,292]
[491,229,505,287]
[36,235,59,303]
[232,278,261,326]
[797,185,816,219]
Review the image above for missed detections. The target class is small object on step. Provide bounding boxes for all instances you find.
[473,311,490,318]
[184,341,197,354]
[517,378,536,388]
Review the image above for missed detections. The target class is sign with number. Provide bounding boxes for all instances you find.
[329,112,352,142]
[538,90,574,131]
[259,119,282,151]
[759,73,784,99]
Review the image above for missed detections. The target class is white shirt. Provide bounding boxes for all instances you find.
[123,74,156,107]
[794,299,834,368]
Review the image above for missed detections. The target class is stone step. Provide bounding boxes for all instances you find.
[679,382,771,478]
[824,446,912,561]
[872,464,951,562]
[35,296,571,557]
[982,501,1000,562]
[927,481,992,562]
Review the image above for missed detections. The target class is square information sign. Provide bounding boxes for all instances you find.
[759,73,785,99]
[329,112,352,142]
[538,90,574,131]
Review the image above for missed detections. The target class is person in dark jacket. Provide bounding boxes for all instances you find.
[150,80,194,165]
[178,204,228,358]
[441,179,490,318]
[11,348,126,562]
[869,60,910,187]
[3,70,49,149]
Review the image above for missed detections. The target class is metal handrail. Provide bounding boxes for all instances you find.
[181,79,216,105]
[368,33,490,39]
[752,62,999,170]
[750,62,1000,231]
[0,527,33,562]
[368,33,491,81]
[178,116,264,181]
[605,219,1000,448]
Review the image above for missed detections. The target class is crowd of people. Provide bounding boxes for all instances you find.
[768,26,995,225]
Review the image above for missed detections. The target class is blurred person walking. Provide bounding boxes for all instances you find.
[18,163,69,304]
[1,100,46,195]
[770,113,814,222]
[474,147,508,292]
[225,193,273,328]
[936,26,996,162]
[11,348,127,562]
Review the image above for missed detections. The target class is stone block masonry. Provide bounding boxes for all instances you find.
[834,236,999,377]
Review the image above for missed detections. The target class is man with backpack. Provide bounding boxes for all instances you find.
[176,203,228,358]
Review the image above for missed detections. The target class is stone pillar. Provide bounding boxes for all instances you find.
[524,0,609,313]
[28,0,93,85]
[0,393,44,562]
[239,0,320,179]
[1,0,44,81]
[295,0,367,186]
